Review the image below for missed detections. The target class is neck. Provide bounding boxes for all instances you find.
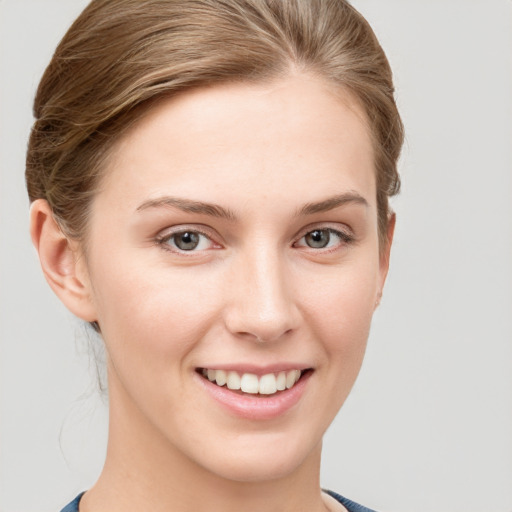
[81,375,330,512]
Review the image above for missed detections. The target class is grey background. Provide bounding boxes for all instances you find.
[1,1,511,511]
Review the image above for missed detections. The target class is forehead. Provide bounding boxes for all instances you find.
[98,73,376,213]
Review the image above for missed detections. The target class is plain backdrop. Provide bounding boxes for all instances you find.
[1,1,511,511]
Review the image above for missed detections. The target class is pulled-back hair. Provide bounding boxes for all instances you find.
[26,0,403,247]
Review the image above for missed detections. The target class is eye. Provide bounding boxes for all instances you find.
[294,228,352,250]
[158,230,216,252]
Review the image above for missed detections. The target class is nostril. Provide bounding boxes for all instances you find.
[235,327,295,344]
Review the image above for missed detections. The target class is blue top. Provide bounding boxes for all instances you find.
[61,490,377,512]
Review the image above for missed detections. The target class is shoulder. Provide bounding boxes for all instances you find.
[60,492,85,512]
[61,490,378,512]
[325,489,379,512]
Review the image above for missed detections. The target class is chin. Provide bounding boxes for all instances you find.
[187,429,322,483]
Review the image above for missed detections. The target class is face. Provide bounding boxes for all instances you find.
[77,74,390,483]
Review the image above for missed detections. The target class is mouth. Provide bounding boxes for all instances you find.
[196,368,312,396]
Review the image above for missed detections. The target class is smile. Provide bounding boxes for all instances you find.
[196,366,313,420]
[200,368,303,395]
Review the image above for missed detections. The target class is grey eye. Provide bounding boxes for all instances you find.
[158,228,217,253]
[304,229,331,248]
[172,231,200,251]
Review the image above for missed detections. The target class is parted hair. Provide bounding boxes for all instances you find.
[26,0,403,248]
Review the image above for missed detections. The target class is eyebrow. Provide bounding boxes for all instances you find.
[136,196,237,221]
[297,192,369,216]
[136,191,368,220]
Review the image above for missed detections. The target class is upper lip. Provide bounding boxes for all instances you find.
[196,363,313,376]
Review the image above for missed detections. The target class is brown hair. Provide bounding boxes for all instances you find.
[26,0,403,248]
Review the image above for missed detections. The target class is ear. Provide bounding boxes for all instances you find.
[29,199,97,323]
[376,212,396,308]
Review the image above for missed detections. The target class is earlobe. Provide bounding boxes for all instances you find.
[29,199,97,322]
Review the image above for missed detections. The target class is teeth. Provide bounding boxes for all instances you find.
[202,368,303,395]
[286,370,301,389]
[276,371,286,391]
[259,373,277,395]
[226,371,241,390]
[215,369,227,386]
[240,373,259,394]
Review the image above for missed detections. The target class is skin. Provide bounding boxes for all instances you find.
[31,73,394,512]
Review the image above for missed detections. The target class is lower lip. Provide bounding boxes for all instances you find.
[196,371,312,421]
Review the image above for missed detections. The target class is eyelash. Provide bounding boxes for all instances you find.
[155,226,354,254]
[293,227,354,252]
[155,228,218,254]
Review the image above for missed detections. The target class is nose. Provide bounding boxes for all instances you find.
[223,248,301,343]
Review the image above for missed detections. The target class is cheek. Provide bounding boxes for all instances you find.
[89,256,222,363]
[298,259,379,393]
[301,259,379,343]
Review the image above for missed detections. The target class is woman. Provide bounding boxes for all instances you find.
[26,1,403,511]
